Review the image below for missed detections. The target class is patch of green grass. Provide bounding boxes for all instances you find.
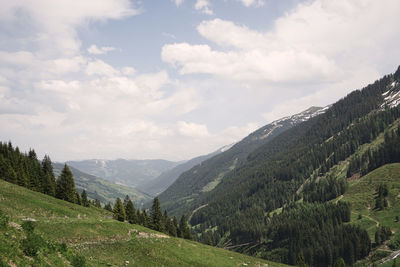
[0,179,289,266]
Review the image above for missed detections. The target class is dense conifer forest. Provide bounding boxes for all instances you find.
[185,66,400,265]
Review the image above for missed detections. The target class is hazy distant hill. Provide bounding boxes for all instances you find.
[53,162,151,206]
[139,144,235,196]
[66,158,179,189]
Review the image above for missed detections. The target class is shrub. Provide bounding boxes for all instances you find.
[21,232,45,256]
[0,210,8,229]
[71,254,86,267]
[21,220,35,234]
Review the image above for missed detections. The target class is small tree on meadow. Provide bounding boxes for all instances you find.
[56,164,76,203]
[150,197,164,232]
[125,200,137,224]
[113,197,126,222]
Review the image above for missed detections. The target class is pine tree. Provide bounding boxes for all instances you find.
[81,190,89,207]
[5,164,17,184]
[172,216,179,235]
[296,253,307,267]
[113,197,126,222]
[76,192,82,205]
[164,211,177,237]
[142,210,150,227]
[104,202,112,212]
[55,164,76,203]
[41,155,55,196]
[334,258,346,267]
[94,199,101,208]
[150,197,164,232]
[123,195,131,207]
[125,200,137,224]
[179,215,192,240]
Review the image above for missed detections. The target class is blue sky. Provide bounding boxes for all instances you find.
[0,0,400,162]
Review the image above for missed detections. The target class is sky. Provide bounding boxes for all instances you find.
[0,0,400,162]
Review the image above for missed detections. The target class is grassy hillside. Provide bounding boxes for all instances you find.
[340,163,400,266]
[344,163,400,236]
[53,163,151,206]
[0,179,289,267]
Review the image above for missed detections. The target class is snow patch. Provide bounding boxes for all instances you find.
[219,142,236,152]
[381,87,400,109]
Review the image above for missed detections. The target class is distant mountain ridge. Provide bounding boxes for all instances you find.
[139,144,235,196]
[52,163,151,206]
[157,105,328,215]
[66,158,180,190]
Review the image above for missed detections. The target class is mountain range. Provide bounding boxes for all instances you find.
[66,158,180,190]
[157,105,329,215]
[52,163,151,206]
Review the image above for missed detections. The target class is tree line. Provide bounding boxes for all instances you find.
[109,196,192,240]
[0,141,194,241]
[0,142,82,204]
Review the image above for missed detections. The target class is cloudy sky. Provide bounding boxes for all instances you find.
[0,0,400,162]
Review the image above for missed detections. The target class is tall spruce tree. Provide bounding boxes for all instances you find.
[55,164,76,203]
[150,197,164,232]
[75,192,82,205]
[179,214,192,240]
[113,197,126,222]
[104,202,113,212]
[41,155,55,196]
[125,200,137,224]
[164,211,177,237]
[81,190,89,207]
[123,195,131,207]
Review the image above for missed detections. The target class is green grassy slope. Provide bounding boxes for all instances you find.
[0,179,289,267]
[339,163,400,266]
[343,163,400,236]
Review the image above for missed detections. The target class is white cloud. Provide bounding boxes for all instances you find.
[195,0,213,15]
[86,59,120,77]
[178,121,210,137]
[172,0,184,7]
[87,45,116,55]
[238,0,265,7]
[163,0,400,87]
[0,0,140,56]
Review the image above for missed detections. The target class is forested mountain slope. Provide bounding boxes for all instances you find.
[179,66,400,266]
[158,106,327,215]
[139,147,225,196]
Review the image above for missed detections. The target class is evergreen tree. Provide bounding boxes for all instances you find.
[75,192,82,205]
[163,210,176,236]
[125,200,137,224]
[296,253,307,267]
[5,164,17,184]
[179,215,192,240]
[81,190,89,207]
[141,210,150,227]
[104,202,113,212]
[55,164,76,203]
[41,155,56,196]
[113,197,126,222]
[123,195,131,207]
[334,258,346,267]
[172,216,179,235]
[94,199,101,208]
[150,197,164,232]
